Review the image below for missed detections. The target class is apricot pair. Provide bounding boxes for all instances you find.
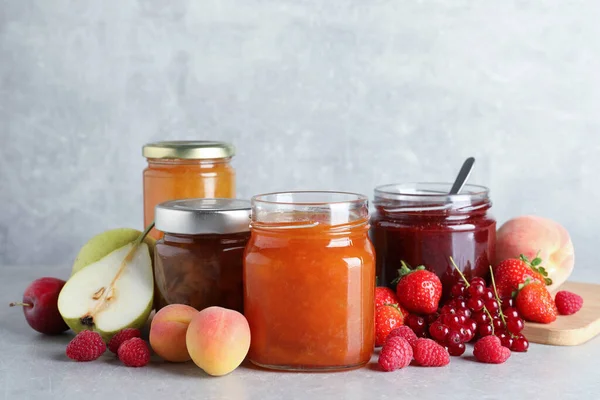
[149,305,250,376]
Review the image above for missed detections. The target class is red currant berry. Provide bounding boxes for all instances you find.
[493,318,504,331]
[511,336,529,352]
[468,297,484,312]
[457,308,472,318]
[446,330,462,346]
[501,297,515,309]
[468,319,478,333]
[440,305,457,315]
[448,342,466,356]
[448,315,463,330]
[482,288,495,301]
[468,283,485,298]
[426,313,439,325]
[473,311,489,325]
[451,284,466,298]
[429,322,449,342]
[407,315,427,336]
[470,277,486,287]
[460,327,474,342]
[454,299,467,309]
[504,307,520,320]
[485,299,500,313]
[498,333,514,349]
[507,318,524,334]
[478,324,493,337]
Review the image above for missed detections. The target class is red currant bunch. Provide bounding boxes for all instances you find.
[438,273,529,353]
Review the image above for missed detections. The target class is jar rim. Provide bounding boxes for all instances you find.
[251,191,369,229]
[374,182,489,201]
[252,191,368,206]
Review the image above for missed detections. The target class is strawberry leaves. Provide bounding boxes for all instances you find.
[519,253,552,286]
[392,261,426,284]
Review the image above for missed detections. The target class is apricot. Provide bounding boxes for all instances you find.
[186,306,250,376]
[495,215,574,292]
[149,304,198,362]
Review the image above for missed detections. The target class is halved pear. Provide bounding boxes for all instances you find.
[72,228,156,275]
[58,242,154,342]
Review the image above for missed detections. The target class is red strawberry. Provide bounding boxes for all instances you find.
[395,262,442,315]
[555,290,583,315]
[375,304,404,347]
[494,253,552,299]
[375,287,399,308]
[375,287,409,317]
[515,281,557,324]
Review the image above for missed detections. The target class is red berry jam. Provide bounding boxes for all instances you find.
[371,183,496,296]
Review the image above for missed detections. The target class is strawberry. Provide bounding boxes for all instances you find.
[395,262,442,315]
[375,304,404,347]
[494,253,552,299]
[375,287,400,308]
[375,287,409,317]
[515,281,557,324]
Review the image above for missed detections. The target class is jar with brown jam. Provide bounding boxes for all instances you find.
[154,198,251,313]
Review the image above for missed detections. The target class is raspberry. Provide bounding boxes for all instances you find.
[107,328,141,354]
[555,291,583,315]
[378,336,413,372]
[66,330,106,362]
[118,338,150,367]
[473,335,511,364]
[412,338,450,367]
[386,326,418,347]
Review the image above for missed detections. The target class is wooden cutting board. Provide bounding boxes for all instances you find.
[522,281,600,346]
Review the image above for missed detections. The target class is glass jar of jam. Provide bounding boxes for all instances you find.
[371,183,496,295]
[244,191,375,371]
[154,198,250,313]
[143,141,236,239]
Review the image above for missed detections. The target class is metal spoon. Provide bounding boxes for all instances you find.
[449,157,475,194]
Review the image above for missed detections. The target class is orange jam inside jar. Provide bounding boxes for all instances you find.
[244,192,375,371]
[143,141,236,239]
[154,199,251,313]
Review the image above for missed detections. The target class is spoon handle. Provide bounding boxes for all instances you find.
[449,157,476,195]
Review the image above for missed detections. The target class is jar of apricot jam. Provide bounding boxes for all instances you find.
[371,183,496,295]
[143,141,236,239]
[154,198,250,313]
[244,191,375,371]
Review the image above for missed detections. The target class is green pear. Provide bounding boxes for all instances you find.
[58,242,154,342]
[72,228,156,276]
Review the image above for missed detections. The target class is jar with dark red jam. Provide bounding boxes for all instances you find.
[370,183,496,295]
[154,198,251,313]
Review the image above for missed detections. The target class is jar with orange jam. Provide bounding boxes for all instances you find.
[244,191,375,371]
[143,141,236,239]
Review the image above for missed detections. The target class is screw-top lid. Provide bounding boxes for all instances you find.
[155,199,251,235]
[142,141,235,160]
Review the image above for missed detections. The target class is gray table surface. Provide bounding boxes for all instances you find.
[1,265,599,400]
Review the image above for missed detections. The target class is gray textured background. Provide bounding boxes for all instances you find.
[1,1,599,277]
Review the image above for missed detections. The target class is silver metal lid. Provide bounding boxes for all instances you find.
[155,199,251,235]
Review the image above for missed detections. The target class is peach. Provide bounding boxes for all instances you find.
[186,306,250,376]
[149,304,198,362]
[495,215,574,292]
